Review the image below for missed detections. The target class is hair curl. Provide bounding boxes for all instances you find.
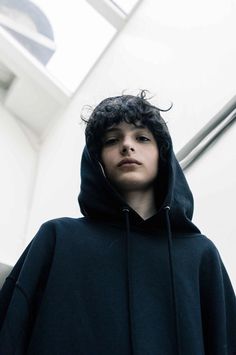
[81,89,172,162]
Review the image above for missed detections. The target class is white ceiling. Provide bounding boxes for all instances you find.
[0,25,70,136]
[0,0,142,137]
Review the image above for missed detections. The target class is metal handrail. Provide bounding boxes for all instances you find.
[177,96,236,170]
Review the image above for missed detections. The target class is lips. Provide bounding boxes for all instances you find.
[117,158,142,167]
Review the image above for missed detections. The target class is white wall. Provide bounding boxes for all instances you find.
[25,102,84,242]
[0,104,37,265]
[185,123,236,289]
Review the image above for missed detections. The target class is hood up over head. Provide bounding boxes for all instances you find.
[78,142,200,234]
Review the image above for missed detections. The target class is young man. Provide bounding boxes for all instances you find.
[0,91,236,354]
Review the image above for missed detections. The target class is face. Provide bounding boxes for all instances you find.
[100,121,159,193]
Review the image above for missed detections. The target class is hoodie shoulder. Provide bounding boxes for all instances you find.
[194,234,224,260]
[37,216,87,235]
[40,216,85,228]
[196,234,236,296]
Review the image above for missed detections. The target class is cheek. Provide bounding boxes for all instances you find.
[101,148,109,166]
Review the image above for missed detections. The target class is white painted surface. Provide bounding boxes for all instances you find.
[25,101,84,242]
[185,123,236,290]
[0,104,37,265]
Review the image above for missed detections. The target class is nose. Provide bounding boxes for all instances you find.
[122,146,134,153]
[120,139,135,154]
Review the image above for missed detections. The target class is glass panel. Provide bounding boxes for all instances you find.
[32,0,116,93]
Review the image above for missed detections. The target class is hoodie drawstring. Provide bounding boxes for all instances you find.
[164,206,181,355]
[122,206,181,355]
[122,207,135,354]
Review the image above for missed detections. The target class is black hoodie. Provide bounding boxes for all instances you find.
[0,143,236,355]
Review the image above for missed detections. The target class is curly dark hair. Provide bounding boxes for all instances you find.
[81,90,172,162]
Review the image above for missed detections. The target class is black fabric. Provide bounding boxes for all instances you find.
[0,143,236,355]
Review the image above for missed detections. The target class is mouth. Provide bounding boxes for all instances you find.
[117,158,142,167]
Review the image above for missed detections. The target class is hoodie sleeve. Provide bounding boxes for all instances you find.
[199,241,236,355]
[0,221,56,354]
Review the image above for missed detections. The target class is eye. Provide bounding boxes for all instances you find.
[137,135,150,142]
[103,137,119,146]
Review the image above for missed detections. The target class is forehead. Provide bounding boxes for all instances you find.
[104,121,150,134]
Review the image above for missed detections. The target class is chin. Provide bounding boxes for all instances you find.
[115,179,148,192]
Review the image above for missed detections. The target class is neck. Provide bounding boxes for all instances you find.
[121,188,157,220]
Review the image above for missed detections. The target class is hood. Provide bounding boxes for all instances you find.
[78,143,200,234]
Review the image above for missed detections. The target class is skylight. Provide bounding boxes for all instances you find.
[0,0,142,94]
[31,0,117,93]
